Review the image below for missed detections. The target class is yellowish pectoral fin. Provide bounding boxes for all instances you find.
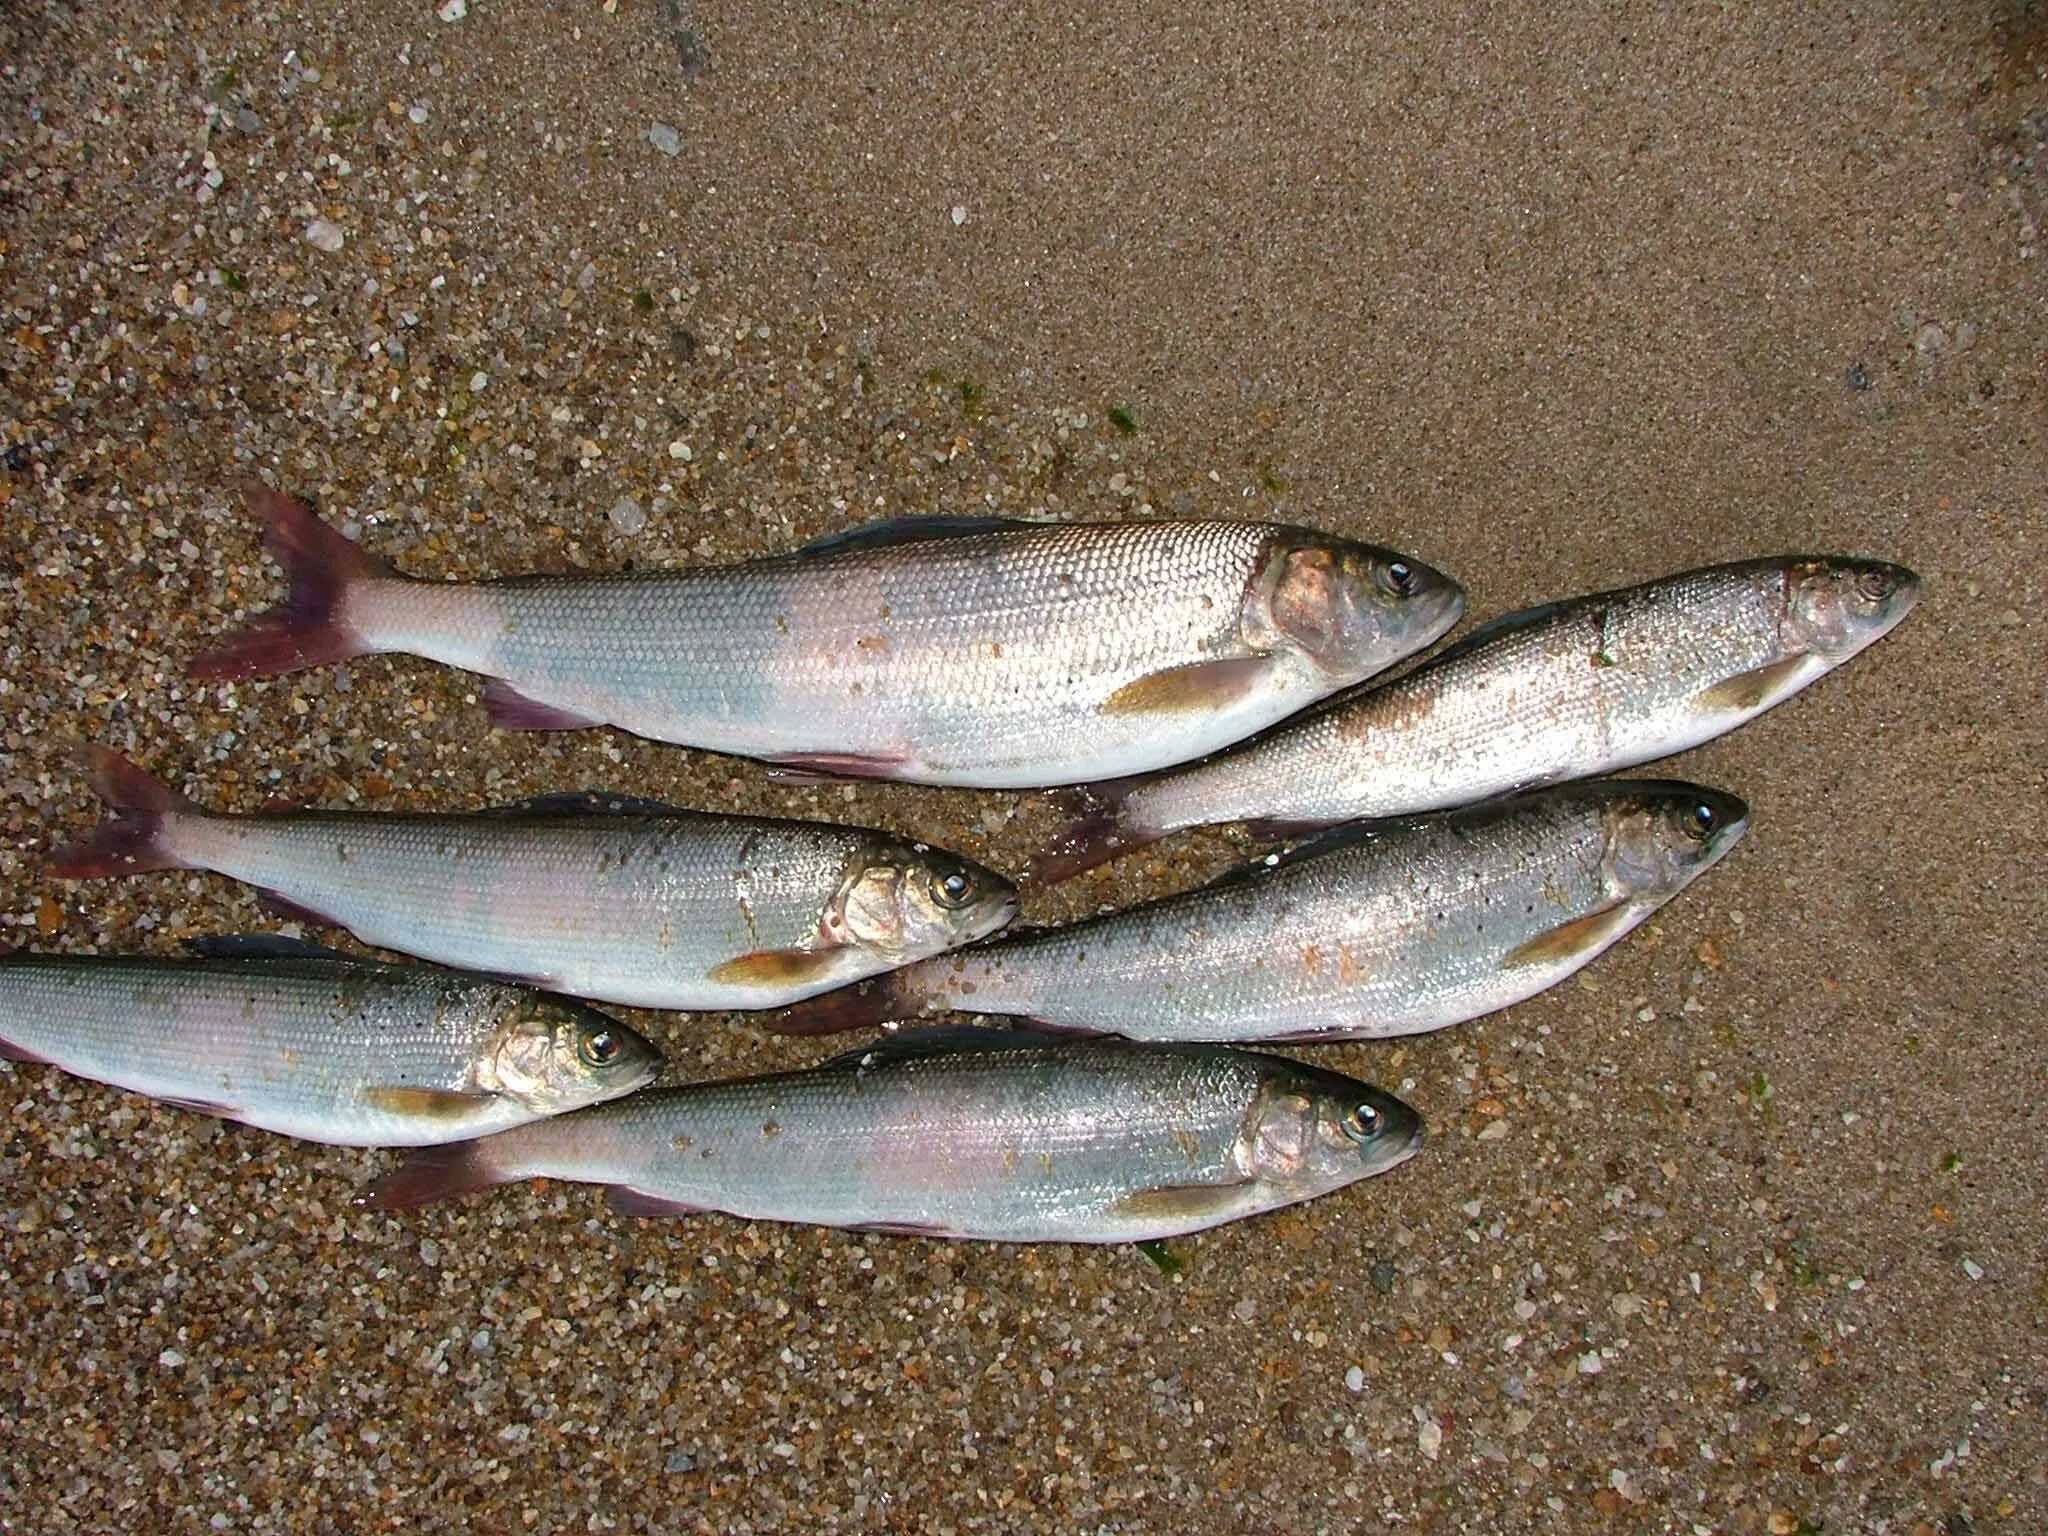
[1693,654,1811,715]
[1099,657,1274,717]
[1503,901,1637,970]
[706,947,842,987]
[361,1085,498,1120]
[1109,1180,1254,1221]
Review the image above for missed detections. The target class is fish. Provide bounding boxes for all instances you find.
[770,781,1747,1043]
[0,940,662,1146]
[359,1028,1424,1243]
[1035,556,1919,878]
[187,482,1463,789]
[47,750,1018,1011]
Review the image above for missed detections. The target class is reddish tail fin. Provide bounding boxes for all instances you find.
[45,747,198,878]
[758,974,908,1037]
[356,1140,511,1210]
[188,482,394,680]
[1027,782,1158,885]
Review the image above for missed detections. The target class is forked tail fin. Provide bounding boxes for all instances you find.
[1027,780,1160,885]
[188,482,396,680]
[758,973,909,1037]
[45,746,199,878]
[356,1139,514,1210]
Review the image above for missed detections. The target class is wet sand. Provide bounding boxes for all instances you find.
[1,1,2043,1530]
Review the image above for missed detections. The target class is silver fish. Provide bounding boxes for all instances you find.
[361,1029,1424,1243]
[1038,557,1917,877]
[188,483,1463,789]
[776,782,1746,1043]
[0,942,662,1146]
[48,750,1017,1011]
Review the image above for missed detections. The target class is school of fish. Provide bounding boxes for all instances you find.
[3,481,1919,1245]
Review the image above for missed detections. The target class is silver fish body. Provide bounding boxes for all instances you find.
[801,782,1747,1043]
[0,950,661,1146]
[191,487,1463,789]
[1051,557,1915,865]
[363,1032,1424,1243]
[50,755,1017,1011]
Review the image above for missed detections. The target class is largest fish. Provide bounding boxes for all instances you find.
[188,484,1463,788]
[361,1029,1424,1243]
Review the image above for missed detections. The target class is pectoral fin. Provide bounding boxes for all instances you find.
[706,947,842,988]
[360,1085,499,1121]
[1502,901,1636,970]
[1693,655,1811,715]
[1098,657,1275,717]
[1109,1180,1254,1221]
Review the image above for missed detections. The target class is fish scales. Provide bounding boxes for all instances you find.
[0,953,660,1145]
[792,782,1748,1042]
[193,488,1464,788]
[1120,557,1916,836]
[365,1036,1425,1243]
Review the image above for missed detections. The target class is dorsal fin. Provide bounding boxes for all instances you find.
[819,1022,1070,1071]
[183,933,363,963]
[477,790,699,819]
[789,515,1031,559]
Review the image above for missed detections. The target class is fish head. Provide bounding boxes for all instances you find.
[1243,1065,1424,1196]
[479,996,663,1112]
[1250,535,1465,683]
[834,840,1019,963]
[1602,782,1751,900]
[1780,558,1921,661]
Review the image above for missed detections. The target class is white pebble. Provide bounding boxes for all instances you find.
[1578,1352,1604,1375]
[1962,1258,1985,1281]
[469,371,489,392]
[408,105,429,125]
[668,440,692,460]
[609,497,647,534]
[1344,1365,1365,1393]
[437,0,467,20]
[158,1348,185,1368]
[418,1237,440,1266]
[649,123,682,156]
[950,204,968,226]
[1417,1419,1442,1459]
[304,218,345,253]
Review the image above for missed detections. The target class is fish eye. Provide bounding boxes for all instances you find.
[1854,568,1894,605]
[1343,1103,1382,1141]
[1378,560,1418,598]
[1683,800,1718,841]
[932,869,977,909]
[579,1028,621,1068]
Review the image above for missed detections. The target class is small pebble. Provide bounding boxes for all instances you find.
[437,0,467,20]
[1417,1419,1442,1459]
[304,219,345,253]
[1578,1352,1604,1375]
[1962,1259,1985,1281]
[649,123,682,156]
[158,1348,185,1368]
[665,1451,695,1474]
[408,104,429,125]
[470,371,490,392]
[1344,1365,1366,1393]
[951,204,968,226]
[609,497,647,534]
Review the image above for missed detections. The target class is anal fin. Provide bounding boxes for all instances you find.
[481,679,603,732]
[606,1186,705,1219]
